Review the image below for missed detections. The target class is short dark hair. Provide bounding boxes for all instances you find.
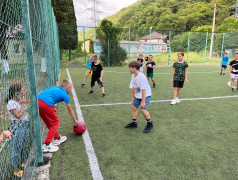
[129,61,141,70]
[224,52,227,54]
[6,84,22,103]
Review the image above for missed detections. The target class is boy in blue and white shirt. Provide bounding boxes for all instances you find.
[220,52,229,75]
[125,61,153,133]
[81,55,93,87]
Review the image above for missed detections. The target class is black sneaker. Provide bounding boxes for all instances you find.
[143,122,153,133]
[125,122,137,129]
[223,73,225,76]
[102,93,106,98]
[231,88,235,92]
[153,83,156,88]
[81,84,86,87]
[89,90,94,94]
[220,73,222,75]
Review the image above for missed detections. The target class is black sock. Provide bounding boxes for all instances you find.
[45,143,50,146]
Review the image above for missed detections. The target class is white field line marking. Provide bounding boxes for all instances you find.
[66,68,103,180]
[80,95,238,107]
[104,71,220,75]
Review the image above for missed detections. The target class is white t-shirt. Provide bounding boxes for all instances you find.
[7,100,29,131]
[129,72,152,99]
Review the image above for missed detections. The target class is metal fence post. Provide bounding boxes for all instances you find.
[168,47,171,67]
[220,33,225,64]
[83,27,86,64]
[168,30,171,65]
[108,37,110,67]
[41,0,52,87]
[128,28,131,63]
[149,27,152,55]
[204,32,208,64]
[21,0,43,164]
[187,31,190,63]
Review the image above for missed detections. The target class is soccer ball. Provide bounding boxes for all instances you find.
[73,121,86,135]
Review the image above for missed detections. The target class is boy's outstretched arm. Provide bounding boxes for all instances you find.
[141,89,146,109]
[100,70,103,81]
[131,89,135,105]
[66,104,78,124]
[229,66,232,77]
[185,68,188,83]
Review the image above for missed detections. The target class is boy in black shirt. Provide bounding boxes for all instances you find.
[144,55,156,88]
[89,54,105,97]
[137,54,144,72]
[229,53,238,92]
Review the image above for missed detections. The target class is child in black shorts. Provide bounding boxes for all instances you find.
[171,52,188,105]
[88,54,105,97]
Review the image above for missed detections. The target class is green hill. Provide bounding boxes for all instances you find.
[79,0,238,43]
[106,0,237,32]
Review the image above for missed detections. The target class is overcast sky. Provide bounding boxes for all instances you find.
[73,0,138,27]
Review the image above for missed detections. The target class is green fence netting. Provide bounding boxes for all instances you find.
[78,26,238,67]
[0,0,60,179]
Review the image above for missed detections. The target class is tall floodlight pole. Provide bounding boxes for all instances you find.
[209,0,217,58]
[149,27,152,55]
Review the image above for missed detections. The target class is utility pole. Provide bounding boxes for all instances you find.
[231,0,238,18]
[209,0,217,58]
[86,0,103,38]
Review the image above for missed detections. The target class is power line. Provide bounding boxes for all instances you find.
[86,0,103,27]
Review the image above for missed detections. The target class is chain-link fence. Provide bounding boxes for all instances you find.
[77,26,238,67]
[0,0,60,179]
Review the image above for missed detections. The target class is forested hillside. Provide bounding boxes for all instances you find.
[106,0,237,32]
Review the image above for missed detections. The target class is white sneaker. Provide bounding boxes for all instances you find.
[176,97,180,103]
[42,143,59,153]
[52,135,67,146]
[170,99,177,105]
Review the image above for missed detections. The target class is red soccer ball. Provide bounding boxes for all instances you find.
[73,121,86,135]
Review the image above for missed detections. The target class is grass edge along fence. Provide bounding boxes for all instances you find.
[0,0,60,179]
[78,26,238,67]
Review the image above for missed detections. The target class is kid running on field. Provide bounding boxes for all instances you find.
[125,61,153,133]
[137,54,144,72]
[81,54,93,87]
[144,55,156,88]
[38,79,78,153]
[88,54,105,97]
[229,53,238,92]
[220,52,229,75]
[171,52,188,105]
[6,84,30,177]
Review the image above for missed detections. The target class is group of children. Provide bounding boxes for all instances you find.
[220,52,238,92]
[2,51,238,178]
[81,54,105,97]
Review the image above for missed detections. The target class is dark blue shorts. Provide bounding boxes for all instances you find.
[133,96,151,110]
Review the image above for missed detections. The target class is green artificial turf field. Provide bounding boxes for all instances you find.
[50,65,238,180]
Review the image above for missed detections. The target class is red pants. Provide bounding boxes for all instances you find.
[38,99,60,144]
